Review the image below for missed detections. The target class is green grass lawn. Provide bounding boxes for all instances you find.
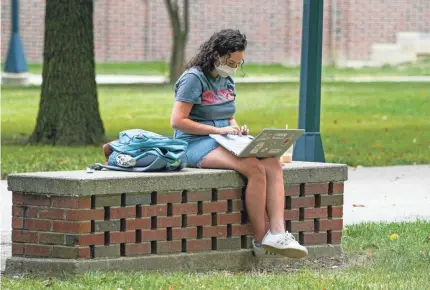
[2,221,430,289]
[1,82,429,178]
[5,59,430,77]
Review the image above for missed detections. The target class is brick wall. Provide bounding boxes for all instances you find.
[2,0,428,65]
[336,0,430,62]
[11,182,343,259]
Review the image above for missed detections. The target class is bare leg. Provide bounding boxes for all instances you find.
[260,158,286,234]
[199,147,267,243]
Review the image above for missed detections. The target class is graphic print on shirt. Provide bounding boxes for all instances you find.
[201,89,235,105]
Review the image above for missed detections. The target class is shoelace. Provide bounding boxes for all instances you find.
[276,231,296,245]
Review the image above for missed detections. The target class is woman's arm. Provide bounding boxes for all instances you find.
[229,117,239,127]
[171,101,236,135]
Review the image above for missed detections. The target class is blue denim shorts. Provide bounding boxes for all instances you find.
[174,119,229,168]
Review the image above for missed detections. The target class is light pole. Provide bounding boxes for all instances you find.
[293,0,325,162]
[3,0,28,84]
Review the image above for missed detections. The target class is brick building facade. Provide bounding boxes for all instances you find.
[1,0,429,66]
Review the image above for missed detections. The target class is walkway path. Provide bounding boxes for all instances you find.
[2,74,430,86]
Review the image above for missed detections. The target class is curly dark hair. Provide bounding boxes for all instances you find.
[186,29,247,75]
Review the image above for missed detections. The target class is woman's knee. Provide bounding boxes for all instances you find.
[261,157,283,173]
[239,158,266,178]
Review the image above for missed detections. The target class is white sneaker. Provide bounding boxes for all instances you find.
[252,239,277,258]
[261,230,308,259]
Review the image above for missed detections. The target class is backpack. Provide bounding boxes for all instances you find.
[89,129,188,172]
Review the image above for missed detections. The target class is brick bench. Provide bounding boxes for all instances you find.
[5,161,347,275]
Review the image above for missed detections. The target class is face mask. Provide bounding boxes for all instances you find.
[215,64,237,77]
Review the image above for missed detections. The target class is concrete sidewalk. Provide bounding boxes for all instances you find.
[343,165,430,224]
[1,164,429,272]
[2,74,430,86]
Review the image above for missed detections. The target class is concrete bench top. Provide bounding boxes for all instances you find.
[7,162,348,196]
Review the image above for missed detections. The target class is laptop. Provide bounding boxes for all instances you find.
[209,128,305,158]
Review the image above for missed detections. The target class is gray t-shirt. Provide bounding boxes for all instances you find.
[174,67,236,121]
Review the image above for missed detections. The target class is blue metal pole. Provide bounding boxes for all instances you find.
[4,0,28,73]
[293,0,325,162]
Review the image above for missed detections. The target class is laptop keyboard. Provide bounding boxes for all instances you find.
[210,134,253,155]
[221,135,252,154]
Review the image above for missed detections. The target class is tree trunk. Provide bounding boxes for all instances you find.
[165,0,188,84]
[30,0,105,146]
[169,32,186,84]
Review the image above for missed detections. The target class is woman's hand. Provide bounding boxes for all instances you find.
[217,126,241,135]
[217,125,249,135]
[229,118,248,135]
[240,125,249,135]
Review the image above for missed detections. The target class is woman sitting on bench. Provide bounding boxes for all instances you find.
[170,29,308,259]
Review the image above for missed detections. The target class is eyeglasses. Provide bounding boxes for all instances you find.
[223,58,244,68]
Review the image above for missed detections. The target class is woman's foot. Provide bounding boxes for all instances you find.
[252,239,277,258]
[261,230,308,259]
